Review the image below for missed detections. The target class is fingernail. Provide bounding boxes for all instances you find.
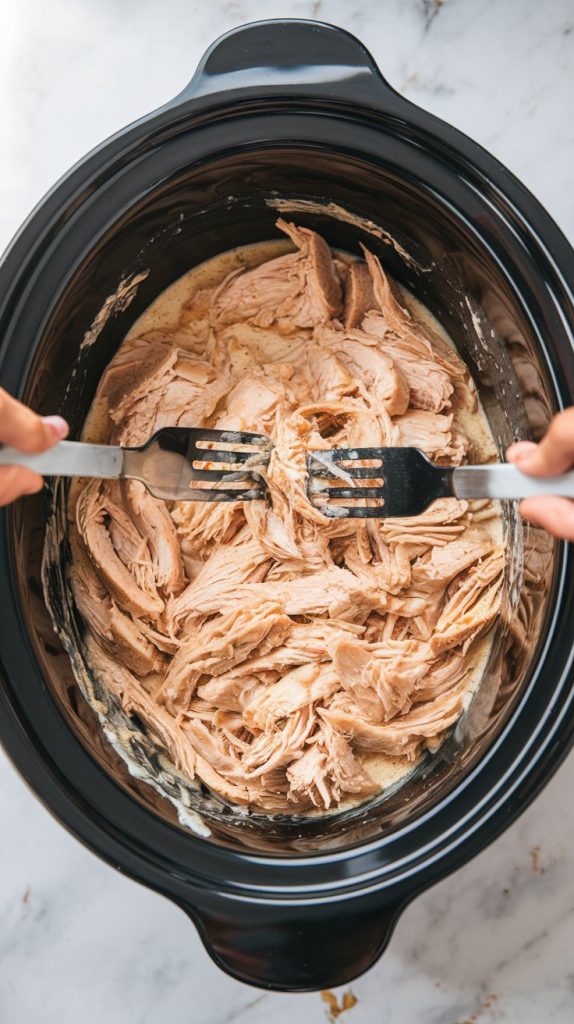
[510,443,537,463]
[42,415,69,440]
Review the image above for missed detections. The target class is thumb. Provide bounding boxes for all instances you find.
[0,388,68,452]
[506,409,574,477]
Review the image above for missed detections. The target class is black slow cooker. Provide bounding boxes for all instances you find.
[1,19,573,993]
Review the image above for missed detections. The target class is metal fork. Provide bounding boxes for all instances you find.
[306,446,574,518]
[0,427,272,502]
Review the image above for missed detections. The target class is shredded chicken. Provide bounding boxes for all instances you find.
[69,221,504,813]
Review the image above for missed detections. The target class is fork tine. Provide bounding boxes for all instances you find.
[306,449,385,508]
[307,464,383,480]
[126,426,272,503]
[148,485,267,502]
[187,427,273,449]
[183,468,266,482]
[307,446,388,517]
[308,447,384,462]
[306,445,454,518]
[315,505,388,519]
[187,448,269,465]
[186,487,267,502]
[306,450,384,480]
[310,486,386,499]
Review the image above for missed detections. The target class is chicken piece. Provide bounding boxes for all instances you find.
[344,260,377,328]
[191,752,250,805]
[99,334,176,414]
[244,502,303,562]
[145,352,229,432]
[330,639,387,722]
[260,408,332,532]
[380,498,469,552]
[182,566,388,621]
[106,609,165,676]
[395,409,470,464]
[214,320,308,380]
[287,722,378,809]
[171,500,245,554]
[413,653,469,703]
[129,617,180,655]
[70,534,164,676]
[184,718,248,782]
[160,600,290,713]
[320,678,468,760]
[331,637,435,722]
[362,315,455,412]
[411,533,496,592]
[241,706,316,777]
[371,534,494,637]
[105,342,178,444]
[121,480,185,594]
[211,219,342,331]
[196,675,263,713]
[306,347,357,402]
[431,551,504,653]
[152,377,229,435]
[316,324,410,416]
[171,527,271,626]
[217,375,284,433]
[177,287,214,352]
[347,407,400,448]
[107,343,229,446]
[76,481,163,618]
[343,533,412,596]
[211,620,366,679]
[103,482,155,582]
[243,663,340,731]
[362,249,476,410]
[87,638,197,780]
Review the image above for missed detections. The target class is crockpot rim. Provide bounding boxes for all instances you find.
[0,17,573,899]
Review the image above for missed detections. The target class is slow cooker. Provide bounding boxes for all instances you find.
[0,19,573,993]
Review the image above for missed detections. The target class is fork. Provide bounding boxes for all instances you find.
[0,427,272,502]
[306,446,574,518]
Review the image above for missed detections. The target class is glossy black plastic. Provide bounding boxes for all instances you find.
[306,447,457,517]
[0,20,573,992]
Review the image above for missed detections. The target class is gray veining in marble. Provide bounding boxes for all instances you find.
[1,1,574,1021]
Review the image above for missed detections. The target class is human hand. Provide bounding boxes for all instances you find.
[0,388,68,507]
[506,408,574,541]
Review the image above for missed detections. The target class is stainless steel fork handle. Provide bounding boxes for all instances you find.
[452,463,574,500]
[0,440,124,479]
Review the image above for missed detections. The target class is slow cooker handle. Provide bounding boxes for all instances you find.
[184,895,404,991]
[177,18,405,112]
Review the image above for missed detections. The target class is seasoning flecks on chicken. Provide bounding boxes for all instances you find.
[70,221,504,813]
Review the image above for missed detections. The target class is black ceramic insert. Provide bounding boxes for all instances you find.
[0,20,573,992]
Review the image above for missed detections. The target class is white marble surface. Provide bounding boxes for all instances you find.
[1,1,574,1021]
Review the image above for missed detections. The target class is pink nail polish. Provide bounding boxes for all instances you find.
[42,415,69,440]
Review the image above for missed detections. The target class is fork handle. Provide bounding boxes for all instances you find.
[452,463,574,500]
[0,440,124,479]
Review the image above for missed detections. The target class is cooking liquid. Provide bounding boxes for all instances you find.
[79,240,503,806]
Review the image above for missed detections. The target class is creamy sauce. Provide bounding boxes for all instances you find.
[79,240,502,806]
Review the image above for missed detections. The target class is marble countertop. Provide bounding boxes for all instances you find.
[1,1,573,1021]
